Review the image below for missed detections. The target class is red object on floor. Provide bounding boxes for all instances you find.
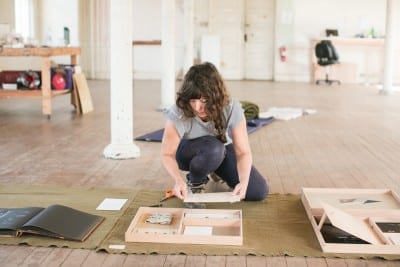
[51,73,66,90]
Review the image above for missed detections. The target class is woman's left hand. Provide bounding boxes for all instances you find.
[232,181,248,200]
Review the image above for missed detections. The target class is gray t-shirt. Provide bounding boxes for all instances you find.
[163,98,244,144]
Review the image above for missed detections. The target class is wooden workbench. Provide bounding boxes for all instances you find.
[0,46,81,118]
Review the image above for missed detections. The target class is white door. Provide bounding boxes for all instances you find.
[244,0,275,80]
[208,0,245,80]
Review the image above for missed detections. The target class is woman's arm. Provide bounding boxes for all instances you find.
[161,120,187,199]
[231,115,252,199]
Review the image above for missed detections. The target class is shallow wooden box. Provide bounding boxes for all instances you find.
[301,187,400,254]
[125,207,242,245]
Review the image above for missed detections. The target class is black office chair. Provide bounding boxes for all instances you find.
[315,40,340,85]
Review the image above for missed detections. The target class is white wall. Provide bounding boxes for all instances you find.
[40,0,78,47]
[274,0,400,83]
[189,0,396,83]
[132,0,184,80]
[0,0,78,71]
[0,0,15,30]
[1,0,398,83]
[40,0,78,65]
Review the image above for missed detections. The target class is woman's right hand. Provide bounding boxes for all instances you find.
[173,180,188,200]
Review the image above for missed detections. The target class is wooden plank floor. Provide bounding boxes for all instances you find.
[1,80,400,266]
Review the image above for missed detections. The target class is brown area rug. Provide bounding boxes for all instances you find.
[0,184,138,249]
[99,190,400,260]
[1,185,398,260]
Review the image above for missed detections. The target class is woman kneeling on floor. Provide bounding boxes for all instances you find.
[161,62,269,207]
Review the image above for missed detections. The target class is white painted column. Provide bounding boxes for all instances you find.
[183,0,194,74]
[160,0,176,110]
[103,0,140,159]
[381,0,396,95]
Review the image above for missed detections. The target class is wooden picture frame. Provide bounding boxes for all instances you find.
[301,187,400,254]
[125,207,243,245]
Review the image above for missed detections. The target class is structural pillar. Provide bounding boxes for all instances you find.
[381,0,396,95]
[183,0,194,74]
[160,0,176,110]
[103,0,140,159]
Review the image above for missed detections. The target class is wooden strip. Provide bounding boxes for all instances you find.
[101,254,127,267]
[226,255,246,267]
[205,256,226,266]
[266,256,286,267]
[184,255,207,267]
[0,47,81,57]
[142,255,167,266]
[306,258,328,267]
[164,255,186,266]
[326,258,347,267]
[245,255,267,267]
[285,257,307,267]
[0,245,16,262]
[20,247,52,266]
[40,248,73,266]
[183,192,240,203]
[60,249,90,266]
[132,40,161,46]
[3,246,34,266]
[72,75,82,114]
[80,250,107,267]
[73,73,93,114]
[123,254,147,266]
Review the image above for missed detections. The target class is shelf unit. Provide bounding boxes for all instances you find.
[0,47,81,118]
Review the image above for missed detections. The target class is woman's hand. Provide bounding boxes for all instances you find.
[232,181,248,200]
[173,180,188,200]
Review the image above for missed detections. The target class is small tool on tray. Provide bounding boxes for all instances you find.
[160,189,175,202]
[148,189,175,207]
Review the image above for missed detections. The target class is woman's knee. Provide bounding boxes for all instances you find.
[188,136,226,174]
[246,182,269,201]
[245,170,269,201]
[198,136,225,161]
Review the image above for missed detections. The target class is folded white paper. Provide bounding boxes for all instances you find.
[96,198,128,211]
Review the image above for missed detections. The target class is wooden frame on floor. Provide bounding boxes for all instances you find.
[301,187,400,254]
[125,207,243,245]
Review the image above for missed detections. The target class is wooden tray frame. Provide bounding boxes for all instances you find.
[125,207,243,245]
[301,187,400,254]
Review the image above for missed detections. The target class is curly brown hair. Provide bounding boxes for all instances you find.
[176,62,230,143]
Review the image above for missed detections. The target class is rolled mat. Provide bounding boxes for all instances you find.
[240,101,260,119]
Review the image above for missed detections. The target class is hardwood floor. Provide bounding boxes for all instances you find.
[1,80,400,266]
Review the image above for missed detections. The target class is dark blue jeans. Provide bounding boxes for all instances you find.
[176,135,269,201]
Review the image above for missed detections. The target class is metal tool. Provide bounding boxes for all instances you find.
[160,189,174,202]
[148,189,175,207]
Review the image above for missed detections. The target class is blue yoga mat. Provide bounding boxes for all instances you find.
[135,117,275,142]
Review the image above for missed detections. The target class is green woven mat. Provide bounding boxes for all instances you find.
[0,184,138,249]
[1,185,398,260]
[99,190,400,260]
